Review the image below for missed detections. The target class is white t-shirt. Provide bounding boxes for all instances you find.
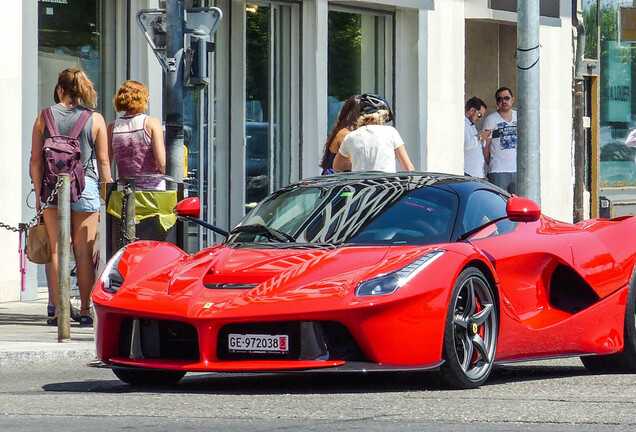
[464,116,485,178]
[339,125,405,172]
[483,110,517,173]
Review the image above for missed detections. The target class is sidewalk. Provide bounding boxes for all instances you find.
[0,297,95,366]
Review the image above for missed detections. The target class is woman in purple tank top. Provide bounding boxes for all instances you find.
[107,80,166,190]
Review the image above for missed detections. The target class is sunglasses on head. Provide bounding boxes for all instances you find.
[471,108,483,118]
[496,95,511,103]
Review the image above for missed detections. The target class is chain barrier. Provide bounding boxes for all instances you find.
[0,177,64,294]
[0,178,63,234]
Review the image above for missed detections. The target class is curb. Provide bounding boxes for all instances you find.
[0,344,96,367]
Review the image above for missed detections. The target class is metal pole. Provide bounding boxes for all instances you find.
[57,174,71,342]
[517,0,541,203]
[573,1,586,222]
[124,179,136,244]
[165,0,185,189]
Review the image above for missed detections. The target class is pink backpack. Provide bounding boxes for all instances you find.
[41,107,93,204]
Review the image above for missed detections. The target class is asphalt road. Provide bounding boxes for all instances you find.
[1,356,635,431]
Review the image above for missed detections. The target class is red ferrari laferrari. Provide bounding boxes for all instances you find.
[92,172,636,388]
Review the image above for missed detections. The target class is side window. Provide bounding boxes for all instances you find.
[462,190,516,238]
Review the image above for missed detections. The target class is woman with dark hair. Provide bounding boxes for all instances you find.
[334,94,414,173]
[30,68,112,326]
[320,95,362,175]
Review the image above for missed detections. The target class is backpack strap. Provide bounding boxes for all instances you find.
[42,107,93,139]
[42,107,60,137]
[68,109,94,139]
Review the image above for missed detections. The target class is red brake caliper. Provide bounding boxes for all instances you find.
[471,297,483,363]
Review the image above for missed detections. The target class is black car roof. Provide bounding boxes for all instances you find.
[291,171,503,195]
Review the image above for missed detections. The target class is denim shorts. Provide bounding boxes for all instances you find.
[43,176,101,213]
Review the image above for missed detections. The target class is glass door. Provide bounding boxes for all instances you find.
[37,0,102,112]
[245,2,300,210]
[327,8,393,133]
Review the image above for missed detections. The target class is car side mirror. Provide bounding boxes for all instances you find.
[506,196,541,222]
[173,197,200,218]
[173,197,230,237]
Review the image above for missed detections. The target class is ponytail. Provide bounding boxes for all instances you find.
[57,68,98,108]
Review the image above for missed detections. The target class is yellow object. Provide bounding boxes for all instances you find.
[184,145,188,179]
[107,190,178,231]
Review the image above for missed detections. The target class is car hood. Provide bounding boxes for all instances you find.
[109,243,442,319]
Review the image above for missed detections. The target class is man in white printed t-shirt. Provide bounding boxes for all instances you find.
[483,87,517,194]
[333,93,414,173]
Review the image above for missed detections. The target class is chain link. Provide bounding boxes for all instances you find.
[0,178,63,233]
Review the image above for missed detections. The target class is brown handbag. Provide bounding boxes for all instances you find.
[27,217,51,264]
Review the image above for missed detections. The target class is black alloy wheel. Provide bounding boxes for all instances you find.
[438,267,498,389]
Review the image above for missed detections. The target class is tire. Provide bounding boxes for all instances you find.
[112,367,186,386]
[581,266,636,372]
[437,267,499,389]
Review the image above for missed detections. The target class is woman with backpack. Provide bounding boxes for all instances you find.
[30,68,112,326]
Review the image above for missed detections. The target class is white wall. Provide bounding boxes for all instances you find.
[394,9,427,171]
[0,2,28,302]
[424,1,466,175]
[538,7,574,222]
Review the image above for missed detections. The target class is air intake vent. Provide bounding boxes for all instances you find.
[204,283,258,290]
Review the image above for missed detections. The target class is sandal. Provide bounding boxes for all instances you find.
[47,305,55,318]
[70,303,82,322]
[46,317,57,326]
[79,315,93,327]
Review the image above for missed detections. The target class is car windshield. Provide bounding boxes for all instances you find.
[227,181,459,246]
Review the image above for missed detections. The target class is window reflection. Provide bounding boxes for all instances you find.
[37,0,100,112]
[246,3,297,211]
[327,10,390,133]
[597,1,636,189]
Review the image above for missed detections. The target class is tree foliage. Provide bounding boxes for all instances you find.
[328,12,361,100]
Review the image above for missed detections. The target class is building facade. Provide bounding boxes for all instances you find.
[1,0,576,302]
[586,0,636,218]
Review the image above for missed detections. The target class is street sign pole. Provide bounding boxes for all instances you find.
[165,0,186,188]
[517,0,541,203]
[137,4,222,190]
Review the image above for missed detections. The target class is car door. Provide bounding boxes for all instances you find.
[461,189,577,358]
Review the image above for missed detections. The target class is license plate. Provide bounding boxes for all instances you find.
[228,333,289,353]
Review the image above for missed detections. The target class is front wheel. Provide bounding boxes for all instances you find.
[437,267,498,389]
[113,367,186,386]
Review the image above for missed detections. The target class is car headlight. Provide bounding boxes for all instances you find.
[355,250,445,297]
[100,248,126,294]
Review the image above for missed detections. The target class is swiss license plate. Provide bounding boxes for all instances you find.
[228,333,289,353]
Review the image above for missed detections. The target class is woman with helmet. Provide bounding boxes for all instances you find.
[333,94,414,173]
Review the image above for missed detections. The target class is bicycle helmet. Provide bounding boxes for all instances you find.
[359,93,394,122]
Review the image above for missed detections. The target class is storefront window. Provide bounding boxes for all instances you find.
[597,0,636,189]
[38,0,101,112]
[245,2,299,210]
[327,10,392,133]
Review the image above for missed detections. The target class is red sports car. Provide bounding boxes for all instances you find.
[92,172,636,388]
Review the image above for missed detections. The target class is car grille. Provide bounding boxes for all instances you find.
[217,321,365,362]
[118,318,200,360]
